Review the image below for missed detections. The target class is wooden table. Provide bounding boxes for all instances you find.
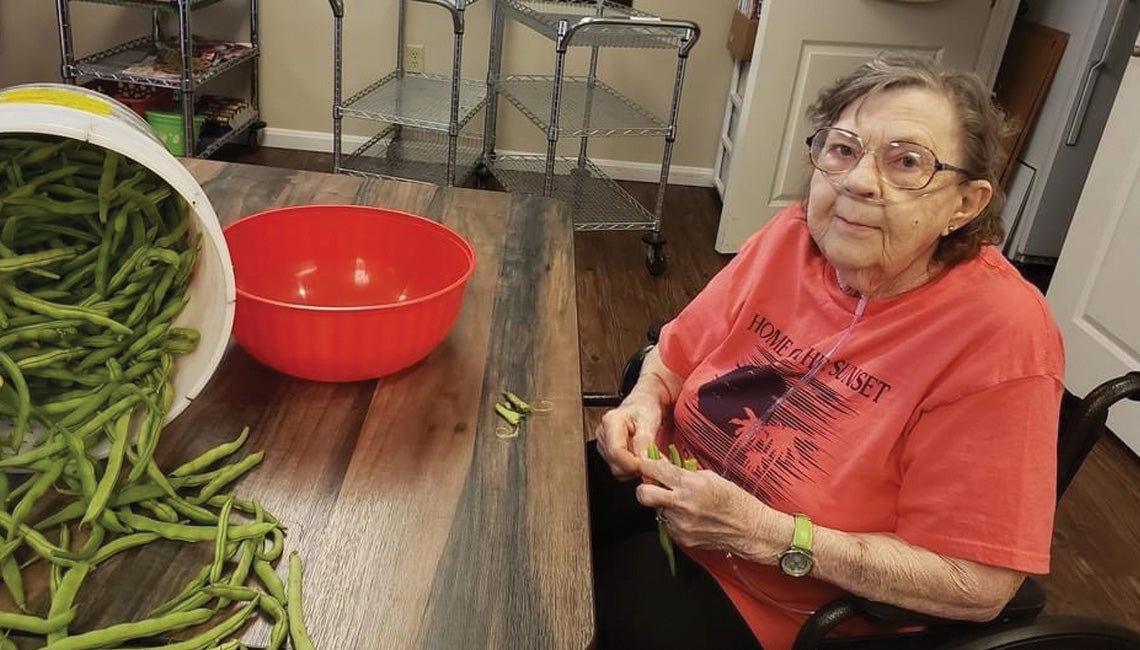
[79,160,593,649]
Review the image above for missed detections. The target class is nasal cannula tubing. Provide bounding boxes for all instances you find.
[721,291,869,616]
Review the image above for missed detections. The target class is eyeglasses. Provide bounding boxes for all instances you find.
[806,127,971,191]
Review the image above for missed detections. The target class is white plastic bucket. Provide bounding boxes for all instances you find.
[0,83,235,447]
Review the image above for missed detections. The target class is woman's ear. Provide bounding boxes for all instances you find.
[948,179,993,233]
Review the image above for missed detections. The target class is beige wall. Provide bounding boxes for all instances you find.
[0,0,734,170]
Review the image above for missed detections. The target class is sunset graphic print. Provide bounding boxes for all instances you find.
[675,313,889,506]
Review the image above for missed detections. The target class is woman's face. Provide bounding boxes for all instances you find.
[805,86,991,294]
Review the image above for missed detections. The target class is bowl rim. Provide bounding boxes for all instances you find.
[223,203,476,312]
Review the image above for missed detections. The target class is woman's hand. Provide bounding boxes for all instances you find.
[594,394,664,479]
[635,458,780,561]
[594,347,684,480]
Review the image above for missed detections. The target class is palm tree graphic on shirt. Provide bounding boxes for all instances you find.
[684,352,857,504]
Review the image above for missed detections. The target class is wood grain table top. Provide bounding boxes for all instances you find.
[78,160,592,650]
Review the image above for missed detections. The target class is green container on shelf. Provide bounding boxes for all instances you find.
[146,110,206,156]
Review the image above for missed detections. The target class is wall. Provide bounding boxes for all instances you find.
[0,0,735,180]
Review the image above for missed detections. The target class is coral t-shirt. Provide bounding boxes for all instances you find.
[656,204,1063,650]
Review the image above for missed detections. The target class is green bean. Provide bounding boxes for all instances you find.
[170,427,250,478]
[16,347,84,371]
[123,600,256,650]
[84,532,160,567]
[287,551,316,650]
[109,483,168,508]
[0,607,74,635]
[46,563,89,644]
[255,524,285,563]
[94,206,118,295]
[0,246,84,273]
[137,499,178,523]
[119,513,276,543]
[97,149,118,224]
[22,139,69,165]
[253,558,287,604]
[10,462,64,534]
[0,319,84,347]
[164,494,219,525]
[0,636,14,650]
[3,284,132,335]
[50,524,71,595]
[99,508,130,535]
[43,607,212,650]
[82,410,131,524]
[7,196,98,216]
[33,500,85,531]
[0,472,7,503]
[210,496,235,584]
[0,351,30,449]
[195,452,265,503]
[1,554,26,612]
[226,537,257,596]
[208,495,279,527]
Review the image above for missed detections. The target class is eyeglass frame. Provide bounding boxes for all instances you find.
[804,126,972,191]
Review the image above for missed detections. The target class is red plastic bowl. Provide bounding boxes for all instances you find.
[222,204,475,382]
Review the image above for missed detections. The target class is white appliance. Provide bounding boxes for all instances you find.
[1002,0,1140,263]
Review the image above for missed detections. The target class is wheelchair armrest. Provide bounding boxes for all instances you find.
[793,579,1046,649]
[933,615,1140,650]
[581,344,654,409]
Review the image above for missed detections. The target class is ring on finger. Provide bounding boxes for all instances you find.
[655,508,668,525]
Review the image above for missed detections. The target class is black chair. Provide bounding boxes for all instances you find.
[584,333,1140,650]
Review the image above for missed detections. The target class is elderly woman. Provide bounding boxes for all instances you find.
[590,53,1063,650]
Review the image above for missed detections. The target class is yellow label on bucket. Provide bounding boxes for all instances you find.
[0,88,113,116]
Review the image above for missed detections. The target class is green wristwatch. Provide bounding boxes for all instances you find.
[778,513,814,578]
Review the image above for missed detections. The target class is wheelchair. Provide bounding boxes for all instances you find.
[583,328,1140,650]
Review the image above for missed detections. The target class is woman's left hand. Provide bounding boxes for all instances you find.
[636,458,781,562]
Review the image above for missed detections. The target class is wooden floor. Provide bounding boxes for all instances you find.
[215,145,1140,637]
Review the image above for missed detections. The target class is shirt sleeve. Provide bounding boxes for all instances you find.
[894,375,1062,574]
[657,214,785,378]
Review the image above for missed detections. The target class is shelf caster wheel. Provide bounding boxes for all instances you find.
[642,232,666,277]
[474,162,494,180]
[646,246,666,276]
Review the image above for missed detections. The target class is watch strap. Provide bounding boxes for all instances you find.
[791,513,813,551]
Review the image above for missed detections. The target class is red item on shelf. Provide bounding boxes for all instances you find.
[83,80,175,117]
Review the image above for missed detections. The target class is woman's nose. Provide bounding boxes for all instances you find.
[842,152,883,200]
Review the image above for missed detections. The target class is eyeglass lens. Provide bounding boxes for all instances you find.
[809,128,939,190]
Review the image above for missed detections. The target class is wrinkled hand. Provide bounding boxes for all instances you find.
[594,395,664,479]
[636,459,775,559]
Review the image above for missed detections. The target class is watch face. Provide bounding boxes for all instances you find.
[779,550,813,578]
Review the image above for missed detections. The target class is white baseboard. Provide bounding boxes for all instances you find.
[260,126,714,187]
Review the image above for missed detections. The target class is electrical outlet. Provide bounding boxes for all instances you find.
[405,45,425,74]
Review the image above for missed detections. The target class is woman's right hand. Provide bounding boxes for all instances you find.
[595,393,665,480]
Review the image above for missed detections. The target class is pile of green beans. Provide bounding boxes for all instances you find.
[0,135,315,649]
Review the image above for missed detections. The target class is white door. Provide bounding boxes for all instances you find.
[1046,34,1140,455]
[715,0,1019,252]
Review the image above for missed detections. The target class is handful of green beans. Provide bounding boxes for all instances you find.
[0,134,316,649]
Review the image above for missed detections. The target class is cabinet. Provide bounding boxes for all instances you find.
[327,0,488,187]
[713,58,749,201]
[54,0,263,158]
[482,0,699,276]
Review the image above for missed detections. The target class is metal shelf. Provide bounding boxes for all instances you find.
[340,72,487,132]
[196,114,259,158]
[412,0,483,9]
[501,0,689,50]
[499,75,666,137]
[70,0,225,9]
[341,126,484,186]
[73,37,258,89]
[491,154,653,231]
